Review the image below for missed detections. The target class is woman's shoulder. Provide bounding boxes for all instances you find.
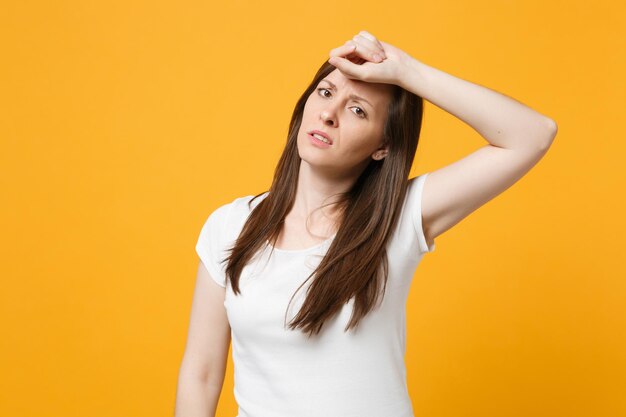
[202,190,268,222]
[199,191,269,243]
[215,190,269,224]
[405,173,429,205]
[232,190,269,212]
[407,172,428,186]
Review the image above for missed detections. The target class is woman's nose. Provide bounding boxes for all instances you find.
[320,110,336,126]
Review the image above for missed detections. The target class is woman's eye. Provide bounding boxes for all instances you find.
[316,88,367,118]
[317,88,332,98]
[352,107,366,118]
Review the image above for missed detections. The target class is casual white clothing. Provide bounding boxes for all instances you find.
[195,173,435,417]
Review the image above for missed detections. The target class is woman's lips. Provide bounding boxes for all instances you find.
[308,130,333,144]
[308,133,332,148]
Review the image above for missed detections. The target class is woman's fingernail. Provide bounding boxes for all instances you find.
[373,53,382,61]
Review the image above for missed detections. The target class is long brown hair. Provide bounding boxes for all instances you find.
[223,60,424,338]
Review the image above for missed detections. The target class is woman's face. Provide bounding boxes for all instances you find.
[297,69,394,176]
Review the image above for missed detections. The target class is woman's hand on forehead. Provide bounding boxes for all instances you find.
[328,30,418,87]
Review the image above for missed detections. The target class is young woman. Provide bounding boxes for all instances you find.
[175,31,557,417]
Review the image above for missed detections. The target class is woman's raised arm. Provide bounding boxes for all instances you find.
[397,56,557,244]
[329,30,557,245]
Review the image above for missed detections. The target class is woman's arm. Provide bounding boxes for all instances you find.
[174,262,231,417]
[329,31,558,250]
[395,57,557,246]
[174,372,222,417]
[399,58,557,151]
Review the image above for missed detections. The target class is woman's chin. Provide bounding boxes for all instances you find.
[298,155,335,171]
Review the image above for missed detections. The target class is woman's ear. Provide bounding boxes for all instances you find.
[371,146,388,161]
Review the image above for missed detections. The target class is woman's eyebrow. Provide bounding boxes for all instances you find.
[320,79,373,109]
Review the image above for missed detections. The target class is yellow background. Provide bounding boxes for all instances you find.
[1,1,624,416]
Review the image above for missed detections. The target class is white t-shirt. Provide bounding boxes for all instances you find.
[195,173,435,417]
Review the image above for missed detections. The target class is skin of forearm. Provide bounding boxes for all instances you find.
[398,58,557,150]
[174,371,222,417]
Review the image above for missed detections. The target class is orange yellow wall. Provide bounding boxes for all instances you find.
[1,1,624,416]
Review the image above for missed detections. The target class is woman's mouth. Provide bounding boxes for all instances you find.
[308,133,333,148]
[311,133,331,144]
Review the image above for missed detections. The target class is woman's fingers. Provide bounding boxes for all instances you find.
[350,38,384,62]
[329,42,355,58]
[328,30,387,67]
[328,42,365,64]
[357,30,378,44]
[359,31,385,52]
[330,39,383,63]
[353,33,386,59]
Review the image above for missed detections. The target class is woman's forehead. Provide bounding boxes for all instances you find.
[322,70,392,103]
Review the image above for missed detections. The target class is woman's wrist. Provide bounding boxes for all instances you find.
[397,57,429,96]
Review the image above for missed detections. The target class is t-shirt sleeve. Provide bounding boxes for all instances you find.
[195,203,232,287]
[408,173,436,254]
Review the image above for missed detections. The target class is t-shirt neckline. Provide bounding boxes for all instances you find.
[266,232,337,254]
